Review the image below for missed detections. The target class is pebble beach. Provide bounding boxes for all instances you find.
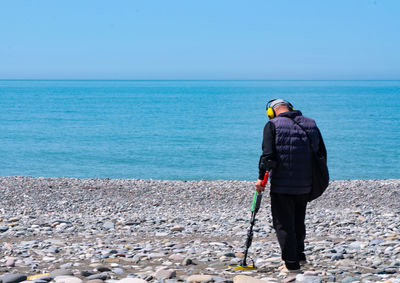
[0,177,399,283]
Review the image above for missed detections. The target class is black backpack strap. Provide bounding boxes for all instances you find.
[287,117,316,153]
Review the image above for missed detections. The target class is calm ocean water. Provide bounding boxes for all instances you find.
[0,80,399,180]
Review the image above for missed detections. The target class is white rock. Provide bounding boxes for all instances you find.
[233,275,269,283]
[187,275,214,283]
[54,276,83,283]
[117,278,147,283]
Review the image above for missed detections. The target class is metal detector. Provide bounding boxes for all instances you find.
[228,171,269,270]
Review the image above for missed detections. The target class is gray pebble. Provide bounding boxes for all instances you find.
[1,274,27,283]
[86,273,109,281]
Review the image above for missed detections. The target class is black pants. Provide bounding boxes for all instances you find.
[270,192,308,268]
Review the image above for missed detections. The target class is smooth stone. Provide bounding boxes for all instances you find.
[50,270,74,277]
[372,258,383,267]
[6,259,15,267]
[154,269,176,280]
[46,247,60,253]
[233,275,266,283]
[265,256,281,263]
[131,256,140,264]
[60,263,73,269]
[303,271,320,276]
[170,226,184,232]
[295,274,322,283]
[156,232,169,236]
[147,253,165,259]
[113,268,124,275]
[103,222,115,230]
[42,256,56,262]
[169,254,185,261]
[54,276,83,283]
[44,238,64,245]
[0,226,9,232]
[348,242,365,250]
[1,274,27,283]
[116,279,147,283]
[87,280,104,283]
[87,273,108,281]
[187,275,214,283]
[341,276,362,283]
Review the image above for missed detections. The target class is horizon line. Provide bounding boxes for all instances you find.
[1,79,400,82]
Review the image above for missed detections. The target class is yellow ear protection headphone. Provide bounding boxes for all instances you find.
[266,99,295,119]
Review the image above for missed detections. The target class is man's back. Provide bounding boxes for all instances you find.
[269,110,320,194]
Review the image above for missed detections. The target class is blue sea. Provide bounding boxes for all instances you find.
[0,80,399,180]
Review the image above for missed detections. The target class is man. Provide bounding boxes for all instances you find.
[255,99,326,273]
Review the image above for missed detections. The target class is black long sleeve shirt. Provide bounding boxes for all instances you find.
[258,121,276,180]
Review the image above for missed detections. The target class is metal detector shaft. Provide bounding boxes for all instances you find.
[241,171,269,267]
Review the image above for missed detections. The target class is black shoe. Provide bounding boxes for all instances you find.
[298,253,307,265]
[285,261,300,270]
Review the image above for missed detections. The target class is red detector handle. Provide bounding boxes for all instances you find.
[261,171,269,187]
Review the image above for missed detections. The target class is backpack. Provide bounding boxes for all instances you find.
[289,118,329,201]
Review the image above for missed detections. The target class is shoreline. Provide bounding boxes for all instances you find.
[1,177,399,282]
[2,176,399,181]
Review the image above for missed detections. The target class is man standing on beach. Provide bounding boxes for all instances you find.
[255,99,326,273]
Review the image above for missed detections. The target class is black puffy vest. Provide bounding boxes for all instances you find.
[269,111,320,194]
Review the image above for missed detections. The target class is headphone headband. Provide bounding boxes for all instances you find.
[266,99,293,110]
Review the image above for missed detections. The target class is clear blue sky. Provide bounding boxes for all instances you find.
[1,0,399,80]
